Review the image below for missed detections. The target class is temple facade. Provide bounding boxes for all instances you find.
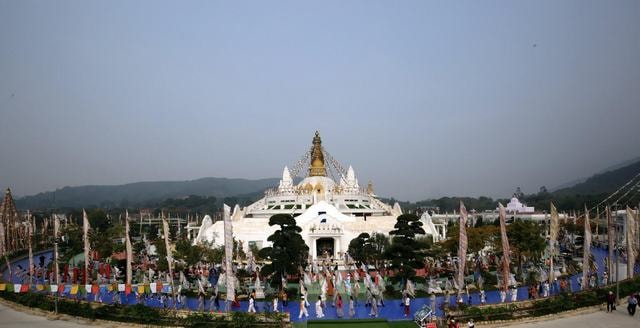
[194,132,406,260]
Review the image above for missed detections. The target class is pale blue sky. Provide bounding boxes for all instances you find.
[1,0,639,201]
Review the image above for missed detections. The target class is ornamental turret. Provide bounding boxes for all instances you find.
[309,131,327,177]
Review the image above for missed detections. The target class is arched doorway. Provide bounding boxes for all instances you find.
[316,238,334,258]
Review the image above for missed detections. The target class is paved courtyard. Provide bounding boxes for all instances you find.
[485,308,639,328]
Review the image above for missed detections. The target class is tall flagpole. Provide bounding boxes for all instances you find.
[162,212,177,308]
[607,206,614,284]
[0,221,5,278]
[125,211,132,285]
[223,204,235,310]
[549,203,559,286]
[627,206,636,279]
[457,201,468,302]
[83,209,90,285]
[28,211,34,285]
[54,214,60,285]
[498,203,511,291]
[582,206,591,290]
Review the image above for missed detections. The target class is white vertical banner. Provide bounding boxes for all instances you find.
[627,206,637,278]
[582,207,591,290]
[162,213,173,275]
[498,203,511,290]
[607,206,614,283]
[223,204,235,301]
[83,209,91,284]
[457,201,468,300]
[54,214,60,285]
[0,221,5,258]
[549,203,559,284]
[28,211,34,284]
[162,212,177,305]
[125,210,132,285]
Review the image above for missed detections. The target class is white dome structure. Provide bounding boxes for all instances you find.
[193,132,403,259]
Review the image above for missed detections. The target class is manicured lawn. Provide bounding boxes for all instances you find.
[387,321,418,328]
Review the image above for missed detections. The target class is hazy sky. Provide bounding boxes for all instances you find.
[1,1,639,201]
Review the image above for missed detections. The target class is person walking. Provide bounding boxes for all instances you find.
[404,294,411,317]
[499,288,506,303]
[349,295,355,318]
[316,296,325,318]
[606,291,616,312]
[336,294,344,318]
[208,289,219,312]
[627,293,637,316]
[273,296,279,313]
[298,295,309,319]
[248,295,256,313]
[430,292,437,311]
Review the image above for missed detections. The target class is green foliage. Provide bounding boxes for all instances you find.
[0,291,286,327]
[58,224,83,263]
[175,237,203,266]
[385,214,426,280]
[349,233,391,265]
[259,214,309,287]
[441,224,499,255]
[507,220,546,260]
[159,195,218,215]
[88,209,111,232]
[462,303,517,321]
[153,238,168,271]
[348,233,373,263]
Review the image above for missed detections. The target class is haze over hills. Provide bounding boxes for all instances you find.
[551,155,640,191]
[553,158,640,196]
[14,157,640,210]
[15,177,279,209]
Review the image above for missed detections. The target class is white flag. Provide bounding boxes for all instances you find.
[582,206,591,290]
[223,204,235,301]
[457,201,468,299]
[125,210,132,285]
[83,209,91,284]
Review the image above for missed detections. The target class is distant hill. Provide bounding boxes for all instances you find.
[16,177,280,209]
[552,155,640,191]
[554,158,640,196]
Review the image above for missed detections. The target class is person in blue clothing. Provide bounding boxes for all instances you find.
[627,293,637,315]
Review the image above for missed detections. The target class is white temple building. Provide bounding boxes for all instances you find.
[194,132,412,260]
[501,197,535,214]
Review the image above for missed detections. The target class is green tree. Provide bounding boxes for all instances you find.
[58,224,83,263]
[507,220,546,277]
[384,214,426,280]
[442,224,499,255]
[258,214,309,288]
[88,209,111,232]
[369,232,391,266]
[348,233,374,263]
[175,237,202,266]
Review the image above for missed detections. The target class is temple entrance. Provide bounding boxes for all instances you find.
[316,238,334,258]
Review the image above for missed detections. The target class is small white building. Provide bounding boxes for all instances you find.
[502,197,535,214]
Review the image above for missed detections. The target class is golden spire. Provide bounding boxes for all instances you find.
[309,131,327,177]
[367,181,374,195]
